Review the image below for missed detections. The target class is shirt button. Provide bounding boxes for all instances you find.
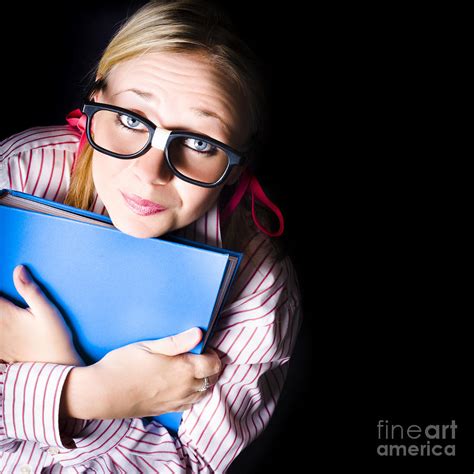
[20,465,32,473]
[47,447,60,455]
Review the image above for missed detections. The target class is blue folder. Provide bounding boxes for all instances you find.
[0,189,242,434]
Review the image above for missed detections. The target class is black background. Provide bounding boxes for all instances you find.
[1,1,471,473]
[341,5,471,473]
[1,1,313,472]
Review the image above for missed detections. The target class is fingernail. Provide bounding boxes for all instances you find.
[18,265,32,284]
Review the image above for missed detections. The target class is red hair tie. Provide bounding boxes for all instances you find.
[222,169,284,237]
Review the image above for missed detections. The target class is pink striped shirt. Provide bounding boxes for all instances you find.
[0,125,302,473]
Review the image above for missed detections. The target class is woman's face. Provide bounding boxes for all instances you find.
[92,51,248,238]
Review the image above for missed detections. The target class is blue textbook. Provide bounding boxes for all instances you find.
[0,189,242,434]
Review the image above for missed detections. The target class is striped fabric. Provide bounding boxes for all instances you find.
[0,125,302,473]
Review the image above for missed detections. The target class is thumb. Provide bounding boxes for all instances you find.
[13,265,56,316]
[141,327,203,356]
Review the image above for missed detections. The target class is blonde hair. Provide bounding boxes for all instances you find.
[64,0,265,214]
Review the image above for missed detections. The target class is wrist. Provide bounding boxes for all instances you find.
[60,365,103,420]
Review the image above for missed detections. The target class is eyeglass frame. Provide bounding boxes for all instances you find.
[81,100,248,188]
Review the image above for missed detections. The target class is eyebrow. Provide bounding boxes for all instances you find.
[189,107,231,135]
[113,88,154,99]
[113,88,231,134]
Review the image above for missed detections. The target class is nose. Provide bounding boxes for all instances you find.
[132,147,173,186]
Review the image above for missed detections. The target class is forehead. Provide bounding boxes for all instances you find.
[105,51,248,144]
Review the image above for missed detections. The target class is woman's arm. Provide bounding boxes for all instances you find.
[0,266,216,466]
[1,294,299,473]
[59,328,218,421]
[1,251,302,472]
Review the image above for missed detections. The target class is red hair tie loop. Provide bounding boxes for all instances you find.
[222,169,284,237]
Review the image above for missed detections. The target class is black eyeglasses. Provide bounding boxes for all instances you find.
[81,101,247,188]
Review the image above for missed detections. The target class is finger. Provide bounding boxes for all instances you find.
[141,327,202,356]
[12,265,58,317]
[176,403,194,412]
[189,350,222,379]
[184,389,209,405]
[191,373,219,395]
[0,295,22,315]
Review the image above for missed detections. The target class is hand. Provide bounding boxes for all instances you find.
[0,265,85,366]
[61,328,222,420]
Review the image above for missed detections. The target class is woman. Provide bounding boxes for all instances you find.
[0,1,302,472]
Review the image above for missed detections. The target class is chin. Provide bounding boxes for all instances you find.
[110,215,166,239]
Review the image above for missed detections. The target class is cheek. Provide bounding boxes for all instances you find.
[92,152,127,190]
[177,183,221,218]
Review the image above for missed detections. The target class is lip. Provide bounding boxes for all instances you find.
[121,191,167,216]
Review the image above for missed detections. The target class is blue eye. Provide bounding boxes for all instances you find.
[118,114,147,131]
[184,138,214,153]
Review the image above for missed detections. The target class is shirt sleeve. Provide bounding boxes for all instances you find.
[0,250,302,472]
[0,363,75,450]
[0,125,79,202]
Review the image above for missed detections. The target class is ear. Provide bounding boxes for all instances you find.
[226,166,245,186]
[91,89,104,103]
[89,76,106,102]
